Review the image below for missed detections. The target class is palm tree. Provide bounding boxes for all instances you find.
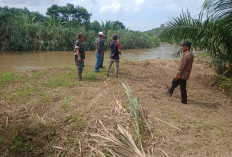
[161,0,232,76]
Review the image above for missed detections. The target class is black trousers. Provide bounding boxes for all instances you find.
[169,79,187,104]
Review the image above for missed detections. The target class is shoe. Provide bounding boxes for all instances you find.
[99,65,104,68]
[166,91,172,97]
[107,74,110,77]
[115,76,118,78]
[95,70,100,73]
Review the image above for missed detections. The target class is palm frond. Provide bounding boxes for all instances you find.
[161,10,232,63]
[203,0,232,20]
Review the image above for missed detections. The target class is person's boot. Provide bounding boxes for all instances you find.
[99,65,104,68]
[78,73,82,81]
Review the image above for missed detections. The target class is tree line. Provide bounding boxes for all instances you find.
[0,4,159,51]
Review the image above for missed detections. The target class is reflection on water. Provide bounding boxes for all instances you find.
[0,43,180,73]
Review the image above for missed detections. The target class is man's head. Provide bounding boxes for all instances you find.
[181,41,191,52]
[112,35,118,40]
[77,32,85,42]
[98,32,104,38]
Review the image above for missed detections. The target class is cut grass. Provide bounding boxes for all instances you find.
[46,70,77,88]
[0,73,21,86]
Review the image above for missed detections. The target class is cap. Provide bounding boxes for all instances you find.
[98,32,104,36]
[181,41,191,48]
[112,35,118,40]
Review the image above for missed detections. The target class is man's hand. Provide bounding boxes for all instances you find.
[173,74,179,81]
[78,58,82,62]
[100,52,104,57]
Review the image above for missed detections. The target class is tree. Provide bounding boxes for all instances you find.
[75,6,92,25]
[90,20,101,32]
[46,4,60,18]
[111,20,126,30]
[46,4,92,27]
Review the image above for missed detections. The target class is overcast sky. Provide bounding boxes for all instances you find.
[0,0,204,31]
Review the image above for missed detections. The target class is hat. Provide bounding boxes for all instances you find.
[112,35,118,40]
[181,41,191,48]
[98,32,104,36]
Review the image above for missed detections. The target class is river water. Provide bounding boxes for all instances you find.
[0,43,180,73]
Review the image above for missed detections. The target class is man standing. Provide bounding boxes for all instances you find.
[74,33,85,81]
[95,32,105,72]
[167,41,194,104]
[107,35,121,78]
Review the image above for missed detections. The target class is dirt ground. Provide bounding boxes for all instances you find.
[0,56,232,156]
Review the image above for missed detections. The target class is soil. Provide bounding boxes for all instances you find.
[0,56,232,156]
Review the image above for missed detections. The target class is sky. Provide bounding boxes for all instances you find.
[0,0,204,31]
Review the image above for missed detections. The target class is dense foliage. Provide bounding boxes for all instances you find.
[161,0,232,76]
[0,4,159,51]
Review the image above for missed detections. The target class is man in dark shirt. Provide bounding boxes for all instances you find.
[74,33,85,81]
[107,35,121,78]
[167,41,194,104]
[94,32,105,72]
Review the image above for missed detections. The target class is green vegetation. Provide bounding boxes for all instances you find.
[0,4,159,52]
[160,0,232,91]
[0,73,21,85]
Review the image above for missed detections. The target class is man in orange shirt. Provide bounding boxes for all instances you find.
[167,41,194,104]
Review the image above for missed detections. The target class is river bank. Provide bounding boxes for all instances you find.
[0,56,232,156]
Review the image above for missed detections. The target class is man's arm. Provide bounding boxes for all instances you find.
[75,42,82,62]
[118,42,121,55]
[99,39,105,53]
[175,54,189,79]
[75,48,82,62]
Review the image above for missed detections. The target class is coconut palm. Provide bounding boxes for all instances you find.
[161,0,232,76]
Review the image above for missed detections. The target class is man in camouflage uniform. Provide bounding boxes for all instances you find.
[74,33,85,81]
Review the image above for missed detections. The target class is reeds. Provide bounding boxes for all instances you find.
[0,8,159,51]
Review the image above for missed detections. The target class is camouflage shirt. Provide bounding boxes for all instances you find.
[74,40,85,59]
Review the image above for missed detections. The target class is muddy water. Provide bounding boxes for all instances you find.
[0,43,180,73]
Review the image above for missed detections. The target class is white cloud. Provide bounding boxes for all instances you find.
[100,2,121,14]
[136,0,145,5]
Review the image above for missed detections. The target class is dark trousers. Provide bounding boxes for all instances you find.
[100,52,104,67]
[169,79,187,104]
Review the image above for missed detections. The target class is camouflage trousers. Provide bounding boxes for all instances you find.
[75,57,84,74]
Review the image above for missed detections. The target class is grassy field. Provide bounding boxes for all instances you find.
[0,57,232,156]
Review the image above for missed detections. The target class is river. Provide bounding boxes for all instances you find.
[0,43,180,73]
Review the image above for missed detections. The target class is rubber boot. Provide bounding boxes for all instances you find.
[78,73,82,81]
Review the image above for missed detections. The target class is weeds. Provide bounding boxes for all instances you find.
[85,71,96,81]
[122,83,147,151]
[46,71,76,87]
[63,97,72,111]
[0,73,20,86]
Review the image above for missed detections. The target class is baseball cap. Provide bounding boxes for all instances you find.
[181,41,191,48]
[112,35,118,40]
[98,32,104,36]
